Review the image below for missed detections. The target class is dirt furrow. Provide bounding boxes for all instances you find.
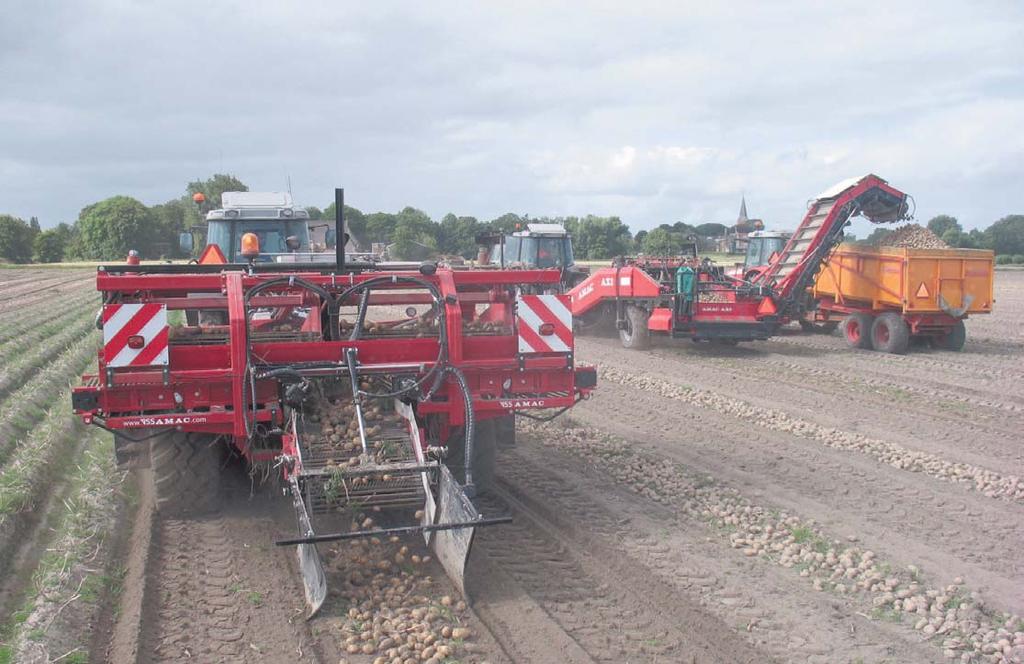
[569,379,1024,612]
[579,337,1024,474]
[592,360,1024,503]
[474,481,766,663]
[496,441,943,663]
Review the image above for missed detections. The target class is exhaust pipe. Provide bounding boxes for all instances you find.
[335,187,345,271]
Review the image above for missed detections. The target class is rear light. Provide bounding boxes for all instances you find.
[538,323,555,336]
[127,335,145,349]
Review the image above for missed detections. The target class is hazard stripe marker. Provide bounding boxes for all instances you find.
[516,294,573,354]
[102,303,169,368]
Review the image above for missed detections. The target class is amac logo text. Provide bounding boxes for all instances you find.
[122,415,208,427]
[499,399,548,409]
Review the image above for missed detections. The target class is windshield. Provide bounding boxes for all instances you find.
[208,220,311,262]
[745,236,787,269]
[520,237,570,268]
[489,236,522,265]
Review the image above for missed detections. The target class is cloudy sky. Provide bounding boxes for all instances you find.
[2,1,1021,235]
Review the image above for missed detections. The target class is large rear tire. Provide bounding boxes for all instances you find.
[151,431,221,517]
[871,312,910,354]
[446,419,497,495]
[843,312,874,350]
[619,305,650,350]
[932,320,967,351]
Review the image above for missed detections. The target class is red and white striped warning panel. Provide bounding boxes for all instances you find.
[102,303,169,368]
[516,294,573,354]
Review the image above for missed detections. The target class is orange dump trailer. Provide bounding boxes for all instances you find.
[810,244,994,353]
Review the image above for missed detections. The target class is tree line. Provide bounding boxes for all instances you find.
[1,174,1022,263]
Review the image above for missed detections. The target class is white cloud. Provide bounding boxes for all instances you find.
[0,0,1020,231]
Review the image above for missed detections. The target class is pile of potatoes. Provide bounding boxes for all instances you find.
[305,391,406,465]
[698,291,730,304]
[329,518,485,664]
[462,319,511,336]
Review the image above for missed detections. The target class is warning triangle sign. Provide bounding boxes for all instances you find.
[915,282,930,298]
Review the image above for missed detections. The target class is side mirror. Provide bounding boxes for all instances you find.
[179,232,193,253]
[325,229,336,249]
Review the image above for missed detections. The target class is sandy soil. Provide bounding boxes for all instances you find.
[7,269,1021,663]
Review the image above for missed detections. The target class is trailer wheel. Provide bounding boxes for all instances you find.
[446,419,497,494]
[870,313,910,354]
[619,305,650,350]
[842,312,874,349]
[932,320,967,351]
[151,431,221,517]
[495,414,516,449]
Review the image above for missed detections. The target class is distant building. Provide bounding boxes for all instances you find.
[719,196,765,253]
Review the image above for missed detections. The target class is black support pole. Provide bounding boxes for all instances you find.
[335,187,345,271]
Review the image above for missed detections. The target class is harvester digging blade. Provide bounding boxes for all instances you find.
[431,464,480,599]
[289,475,327,618]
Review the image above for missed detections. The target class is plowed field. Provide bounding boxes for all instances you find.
[1,267,1021,664]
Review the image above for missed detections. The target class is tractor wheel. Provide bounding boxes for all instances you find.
[870,312,911,354]
[151,431,221,517]
[446,419,497,495]
[932,320,967,351]
[619,305,650,350]
[842,312,874,350]
[495,414,517,449]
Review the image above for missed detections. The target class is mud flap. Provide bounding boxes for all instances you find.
[430,464,479,600]
[290,476,327,619]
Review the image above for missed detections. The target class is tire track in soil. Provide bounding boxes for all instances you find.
[569,380,1024,613]
[766,332,1024,381]
[473,477,770,664]
[128,466,327,664]
[496,442,941,664]
[580,338,1024,472]
[589,353,1024,503]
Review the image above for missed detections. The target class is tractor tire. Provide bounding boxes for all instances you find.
[932,320,967,351]
[151,431,221,517]
[619,305,650,350]
[870,312,911,354]
[495,414,517,449]
[842,312,874,350]
[445,419,497,495]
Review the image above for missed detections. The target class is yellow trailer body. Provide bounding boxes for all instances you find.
[814,244,994,316]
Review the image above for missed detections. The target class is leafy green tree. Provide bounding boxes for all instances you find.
[391,215,438,260]
[694,222,728,237]
[488,213,526,234]
[322,203,367,247]
[927,215,960,237]
[0,214,34,263]
[438,214,481,257]
[75,196,155,259]
[32,227,69,262]
[305,206,323,220]
[365,212,398,243]
[186,174,248,209]
[568,215,633,259]
[985,214,1024,255]
[642,227,684,255]
[861,227,893,245]
[150,199,191,257]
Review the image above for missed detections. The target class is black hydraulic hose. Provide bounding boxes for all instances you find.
[439,365,475,491]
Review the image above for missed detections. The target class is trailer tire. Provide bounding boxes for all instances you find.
[619,305,650,350]
[871,312,910,354]
[446,419,497,494]
[843,312,874,349]
[151,431,221,517]
[932,320,967,351]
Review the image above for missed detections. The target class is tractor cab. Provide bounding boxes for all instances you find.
[743,230,791,272]
[491,223,575,269]
[181,191,321,263]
